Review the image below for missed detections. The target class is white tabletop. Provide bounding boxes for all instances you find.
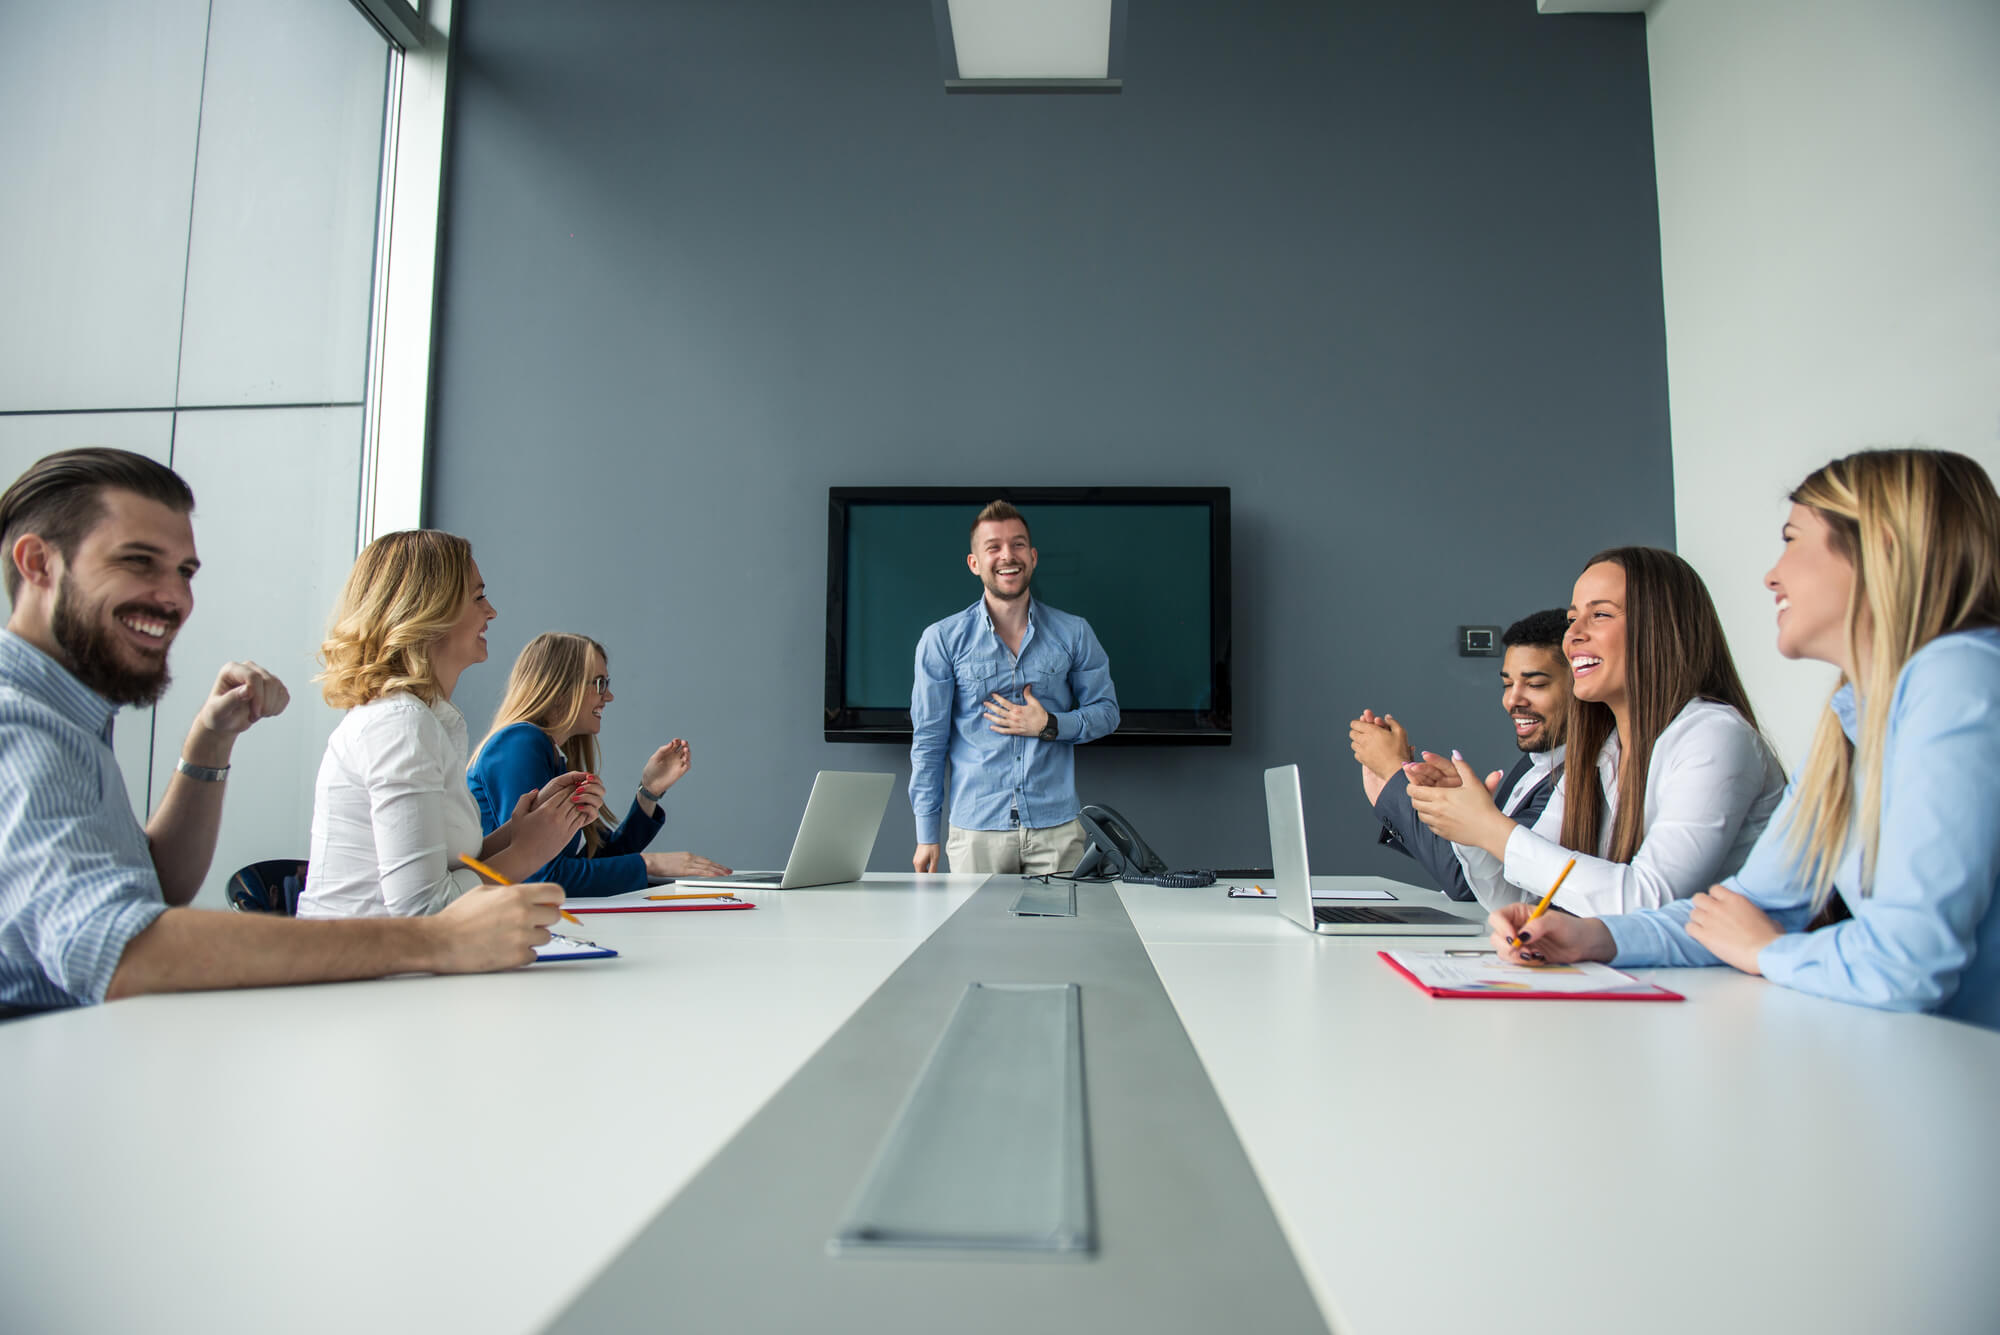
[0,874,982,1335]
[9,872,1999,1335]
[1118,877,2000,1335]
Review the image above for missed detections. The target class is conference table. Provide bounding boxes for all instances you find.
[3,872,1996,1334]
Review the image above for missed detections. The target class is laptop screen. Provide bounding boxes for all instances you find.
[1263,765,1317,932]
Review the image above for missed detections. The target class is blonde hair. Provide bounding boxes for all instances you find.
[317,530,477,709]
[1787,449,2000,907]
[472,632,612,852]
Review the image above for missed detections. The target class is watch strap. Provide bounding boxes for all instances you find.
[175,756,231,783]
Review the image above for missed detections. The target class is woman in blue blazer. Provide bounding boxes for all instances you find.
[468,633,730,895]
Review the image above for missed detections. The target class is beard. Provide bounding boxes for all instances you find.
[1514,714,1565,754]
[51,570,176,707]
[981,570,1032,602]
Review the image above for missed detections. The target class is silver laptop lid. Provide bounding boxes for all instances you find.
[777,771,895,888]
[1263,765,1317,933]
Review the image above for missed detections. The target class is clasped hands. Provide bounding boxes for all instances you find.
[506,771,608,860]
[1404,750,1517,861]
[1349,709,1412,804]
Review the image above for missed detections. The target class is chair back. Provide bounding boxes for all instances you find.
[226,859,309,915]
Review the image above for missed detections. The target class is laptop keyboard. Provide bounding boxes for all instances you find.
[1313,905,1467,926]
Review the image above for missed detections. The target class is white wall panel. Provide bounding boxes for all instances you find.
[0,1,208,412]
[0,413,175,816]
[1650,0,2000,765]
[150,407,362,906]
[176,0,388,407]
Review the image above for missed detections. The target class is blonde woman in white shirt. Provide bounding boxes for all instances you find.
[299,531,604,920]
[1407,547,1784,916]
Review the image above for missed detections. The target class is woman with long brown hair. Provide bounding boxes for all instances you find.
[1409,547,1785,915]
[467,632,729,895]
[1490,449,2000,1027]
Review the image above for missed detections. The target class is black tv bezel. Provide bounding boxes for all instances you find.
[824,485,1232,746]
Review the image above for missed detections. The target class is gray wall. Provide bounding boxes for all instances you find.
[429,0,1673,876]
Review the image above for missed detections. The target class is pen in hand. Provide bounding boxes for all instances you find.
[1509,857,1577,956]
[459,853,580,925]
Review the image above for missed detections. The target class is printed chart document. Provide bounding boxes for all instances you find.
[533,933,618,963]
[1380,950,1682,1001]
[564,889,754,915]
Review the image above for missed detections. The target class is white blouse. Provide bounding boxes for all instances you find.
[1454,698,1786,916]
[299,692,486,919]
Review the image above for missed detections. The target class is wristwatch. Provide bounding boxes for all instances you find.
[1039,716,1059,741]
[637,783,665,804]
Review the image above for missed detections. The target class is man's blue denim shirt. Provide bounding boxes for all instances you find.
[909,596,1119,843]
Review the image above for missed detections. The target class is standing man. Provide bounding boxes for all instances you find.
[910,500,1120,875]
[0,449,561,1013]
[1348,608,1571,900]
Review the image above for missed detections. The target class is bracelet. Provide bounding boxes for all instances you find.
[175,756,230,783]
[637,783,665,804]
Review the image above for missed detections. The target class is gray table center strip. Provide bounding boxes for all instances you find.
[548,878,1331,1334]
[1011,879,1078,916]
[835,982,1092,1256]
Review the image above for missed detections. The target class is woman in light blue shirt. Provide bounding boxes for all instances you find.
[1490,448,2000,1029]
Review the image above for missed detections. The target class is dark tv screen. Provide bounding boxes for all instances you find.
[825,487,1230,744]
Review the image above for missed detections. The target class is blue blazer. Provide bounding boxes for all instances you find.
[466,722,665,896]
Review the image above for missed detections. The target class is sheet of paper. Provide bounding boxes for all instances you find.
[1385,950,1653,993]
[564,889,746,913]
[534,932,616,961]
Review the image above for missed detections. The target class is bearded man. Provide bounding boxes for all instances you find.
[909,500,1120,876]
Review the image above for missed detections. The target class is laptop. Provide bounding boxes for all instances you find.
[1264,764,1483,936]
[671,771,895,891]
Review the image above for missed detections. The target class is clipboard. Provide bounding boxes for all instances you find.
[1378,950,1683,1001]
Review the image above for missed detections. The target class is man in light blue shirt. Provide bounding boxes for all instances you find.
[0,449,562,1012]
[910,500,1119,875]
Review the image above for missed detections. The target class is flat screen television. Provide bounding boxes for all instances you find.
[825,486,1231,745]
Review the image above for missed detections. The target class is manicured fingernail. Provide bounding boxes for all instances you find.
[1451,749,1463,761]
[1515,929,1531,943]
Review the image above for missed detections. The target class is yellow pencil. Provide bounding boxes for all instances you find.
[1509,857,1577,947]
[646,891,741,901]
[459,853,580,925]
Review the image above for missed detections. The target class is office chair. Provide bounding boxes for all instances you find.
[226,859,309,916]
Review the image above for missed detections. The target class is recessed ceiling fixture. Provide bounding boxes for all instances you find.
[933,0,1127,93]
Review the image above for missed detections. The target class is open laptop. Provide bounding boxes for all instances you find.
[671,771,895,891]
[1264,764,1483,936]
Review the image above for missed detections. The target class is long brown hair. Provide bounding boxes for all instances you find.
[1559,547,1760,864]
[1785,450,2000,905]
[471,631,612,852]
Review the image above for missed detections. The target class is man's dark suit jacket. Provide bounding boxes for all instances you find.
[1373,753,1560,902]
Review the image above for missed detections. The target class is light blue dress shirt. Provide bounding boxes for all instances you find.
[1606,627,2000,1029]
[0,630,167,1010]
[910,596,1120,843]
